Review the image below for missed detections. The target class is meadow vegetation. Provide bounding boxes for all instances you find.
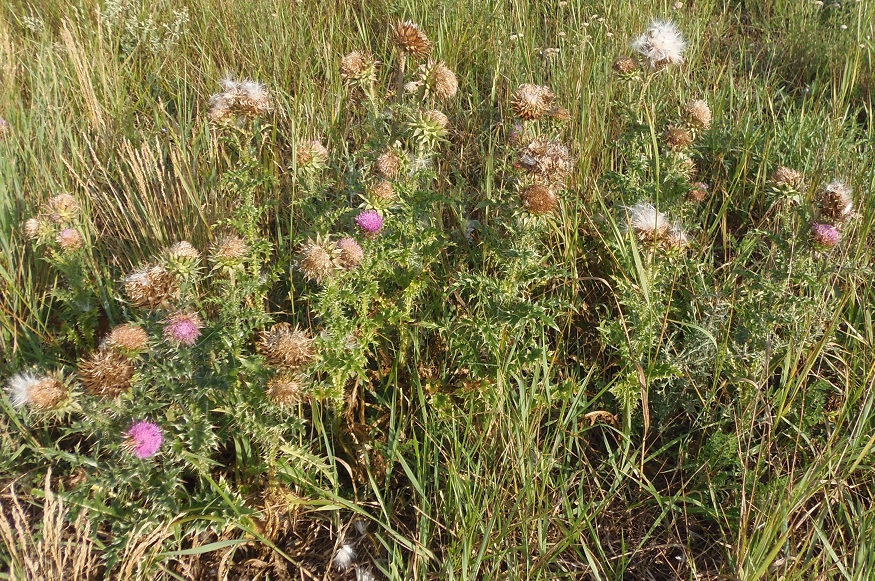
[1,0,874,579]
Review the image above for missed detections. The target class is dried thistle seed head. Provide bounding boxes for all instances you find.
[259,323,316,368]
[7,372,68,410]
[626,202,672,243]
[211,234,248,264]
[613,55,639,75]
[124,264,176,309]
[267,373,310,406]
[336,237,364,269]
[549,106,572,122]
[425,109,449,129]
[392,20,432,58]
[24,217,44,240]
[56,228,83,251]
[297,237,340,283]
[677,156,697,180]
[368,180,396,202]
[665,127,693,149]
[770,166,803,189]
[419,60,458,100]
[511,84,555,120]
[102,324,150,354]
[208,78,272,122]
[631,19,686,69]
[79,350,135,397]
[340,50,377,83]
[520,184,559,214]
[687,181,709,202]
[46,193,79,224]
[296,139,329,171]
[685,99,712,129]
[376,150,402,179]
[819,180,854,221]
[517,139,573,186]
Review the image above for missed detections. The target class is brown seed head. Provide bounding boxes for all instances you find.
[124,264,176,309]
[336,237,364,269]
[665,127,693,149]
[102,324,150,353]
[212,234,248,263]
[511,84,555,120]
[298,238,340,283]
[520,184,559,214]
[340,50,377,82]
[267,373,309,406]
[685,99,712,129]
[259,323,316,369]
[424,109,449,130]
[517,139,573,186]
[29,377,68,409]
[209,78,272,122]
[613,56,639,75]
[392,20,432,58]
[369,180,396,202]
[687,182,709,203]
[819,180,854,222]
[420,61,458,100]
[79,350,135,397]
[549,106,572,122]
[770,166,803,189]
[167,241,200,261]
[376,150,402,179]
[296,139,329,169]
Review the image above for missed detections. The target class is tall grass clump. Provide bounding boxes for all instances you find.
[1,0,874,579]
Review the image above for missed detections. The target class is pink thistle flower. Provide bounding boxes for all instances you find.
[355,210,383,234]
[811,223,840,248]
[163,312,203,346]
[124,420,163,459]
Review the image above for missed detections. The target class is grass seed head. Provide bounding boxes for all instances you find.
[392,20,432,58]
[79,350,135,397]
[259,323,316,369]
[511,83,555,120]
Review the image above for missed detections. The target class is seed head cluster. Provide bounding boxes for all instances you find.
[517,139,573,186]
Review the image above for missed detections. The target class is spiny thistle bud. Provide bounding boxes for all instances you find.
[336,237,364,269]
[259,323,316,369]
[56,228,83,251]
[665,127,693,150]
[296,139,329,172]
[613,55,639,75]
[811,222,840,248]
[368,180,395,202]
[102,324,150,354]
[631,19,686,69]
[677,156,697,180]
[208,78,272,123]
[7,372,68,410]
[685,99,712,129]
[511,84,555,121]
[392,20,432,58]
[24,217,45,240]
[297,237,340,283]
[124,264,176,309]
[163,311,203,346]
[79,350,136,397]
[164,241,201,277]
[267,373,310,406]
[687,182,709,203]
[818,180,854,222]
[211,234,248,268]
[517,139,573,186]
[340,50,378,84]
[407,109,448,150]
[419,60,458,100]
[46,193,79,224]
[376,150,403,179]
[770,166,803,189]
[520,184,559,214]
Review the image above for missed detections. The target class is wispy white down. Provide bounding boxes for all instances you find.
[7,372,39,407]
[333,543,356,571]
[631,19,686,68]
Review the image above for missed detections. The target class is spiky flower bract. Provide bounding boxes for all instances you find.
[819,180,854,222]
[356,210,384,234]
[685,99,712,129]
[336,237,364,269]
[208,78,272,123]
[392,20,432,58]
[631,19,686,69]
[511,84,555,120]
[7,372,68,410]
[340,50,378,84]
[613,55,639,75]
[770,166,803,189]
[259,323,316,369]
[24,217,44,240]
[124,421,163,459]
[79,350,136,397]
[665,127,693,149]
[517,139,573,186]
[102,324,150,354]
[124,264,176,309]
[295,139,329,172]
[419,60,458,100]
[520,184,558,214]
[811,223,840,248]
[407,110,448,149]
[164,241,201,278]
[45,193,79,224]
[163,312,203,346]
[298,236,341,283]
[56,228,83,251]
[267,373,309,406]
[210,235,248,272]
